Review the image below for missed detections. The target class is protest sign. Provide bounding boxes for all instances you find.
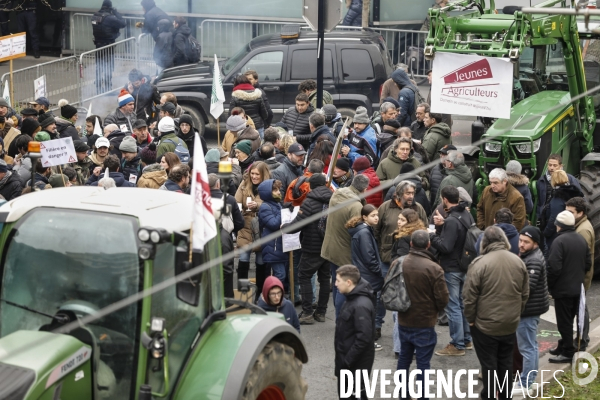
[40,137,77,167]
[34,75,46,99]
[282,206,301,252]
[431,52,513,119]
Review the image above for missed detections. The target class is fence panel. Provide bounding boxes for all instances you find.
[71,13,145,56]
[136,33,157,77]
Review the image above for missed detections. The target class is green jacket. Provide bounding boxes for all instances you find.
[422,123,451,161]
[434,164,474,208]
[375,149,422,187]
[156,132,187,162]
[71,157,93,186]
[308,90,333,108]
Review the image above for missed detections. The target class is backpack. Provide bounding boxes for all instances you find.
[451,215,483,273]
[163,138,190,163]
[405,85,427,123]
[91,11,112,42]
[381,256,411,312]
[187,36,201,63]
[317,203,329,239]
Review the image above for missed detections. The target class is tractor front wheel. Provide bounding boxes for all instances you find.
[242,342,307,400]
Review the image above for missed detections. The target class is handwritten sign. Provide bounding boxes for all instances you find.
[40,137,78,167]
[34,75,46,99]
[282,206,301,252]
[0,32,26,62]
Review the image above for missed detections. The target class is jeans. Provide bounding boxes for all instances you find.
[392,312,401,353]
[298,251,330,315]
[375,262,390,329]
[396,326,437,400]
[554,296,580,358]
[257,127,264,140]
[268,262,287,284]
[331,263,346,319]
[444,272,471,349]
[239,250,262,264]
[471,325,514,400]
[516,316,540,388]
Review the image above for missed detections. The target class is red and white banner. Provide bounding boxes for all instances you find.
[191,134,217,251]
[430,52,513,119]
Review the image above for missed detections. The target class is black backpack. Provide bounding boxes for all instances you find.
[91,11,112,42]
[451,215,483,273]
[187,36,201,63]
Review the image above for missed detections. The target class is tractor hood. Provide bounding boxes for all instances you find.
[484,91,573,140]
[155,61,213,87]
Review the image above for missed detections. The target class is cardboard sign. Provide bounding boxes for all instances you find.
[430,53,513,119]
[0,32,26,62]
[34,75,46,99]
[282,207,301,252]
[40,137,78,167]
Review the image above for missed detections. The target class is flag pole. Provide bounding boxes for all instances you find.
[189,224,194,263]
[217,116,220,147]
[58,165,67,187]
[289,252,294,304]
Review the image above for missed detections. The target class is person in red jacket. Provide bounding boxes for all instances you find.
[353,156,383,207]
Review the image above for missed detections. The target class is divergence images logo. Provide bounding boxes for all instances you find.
[441,58,499,100]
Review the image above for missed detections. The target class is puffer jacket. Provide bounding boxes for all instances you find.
[228,126,261,158]
[547,227,592,299]
[153,19,173,68]
[137,163,167,189]
[422,123,452,161]
[257,180,287,263]
[120,156,142,182]
[235,180,264,248]
[271,157,303,194]
[104,107,134,134]
[429,163,447,209]
[307,124,336,159]
[257,276,300,332]
[464,241,529,336]
[376,149,422,187]
[230,85,269,130]
[385,175,431,216]
[280,104,315,147]
[477,183,527,231]
[141,0,168,41]
[507,172,533,215]
[281,185,333,253]
[356,167,383,207]
[391,69,418,127]
[341,0,362,26]
[55,117,80,142]
[434,164,474,208]
[541,184,584,249]
[173,24,192,66]
[0,171,23,200]
[430,203,474,272]
[349,223,385,292]
[519,247,550,318]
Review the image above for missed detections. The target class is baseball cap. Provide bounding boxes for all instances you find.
[157,102,176,114]
[29,97,50,108]
[288,143,307,156]
[439,144,457,155]
[132,119,148,130]
[95,137,110,148]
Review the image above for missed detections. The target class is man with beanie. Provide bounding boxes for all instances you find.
[272,142,306,194]
[119,136,142,183]
[232,139,255,174]
[7,119,40,158]
[331,157,354,189]
[155,116,188,162]
[506,160,534,215]
[280,93,315,148]
[104,89,135,133]
[70,140,93,185]
[0,159,23,200]
[124,68,159,120]
[516,225,549,394]
[178,114,207,157]
[139,0,169,42]
[353,156,382,207]
[377,118,400,155]
[92,0,126,92]
[137,143,168,189]
[547,210,591,363]
[224,114,260,158]
[56,105,80,142]
[38,113,58,140]
[341,106,379,166]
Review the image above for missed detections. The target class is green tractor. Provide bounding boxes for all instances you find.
[425,0,600,272]
[0,187,307,399]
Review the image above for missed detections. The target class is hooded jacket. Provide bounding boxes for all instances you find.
[519,247,550,318]
[536,172,581,220]
[334,278,375,372]
[87,171,135,187]
[507,172,533,215]
[346,125,379,166]
[307,124,336,159]
[357,167,383,208]
[391,69,418,127]
[434,164,474,208]
[141,0,169,41]
[429,163,447,209]
[547,226,592,299]
[257,276,300,332]
[375,149,422,187]
[430,203,474,272]
[257,179,287,263]
[422,123,452,161]
[321,186,364,266]
[92,4,126,45]
[173,24,193,66]
[477,183,527,231]
[348,223,385,292]
[227,126,261,158]
[137,163,167,189]
[475,222,520,256]
[120,156,142,182]
[0,171,23,201]
[104,107,134,134]
[177,123,207,158]
[541,184,584,249]
[280,104,315,147]
[153,19,173,68]
[375,127,397,155]
[574,216,595,291]
[464,241,529,336]
[230,85,269,130]
[55,117,80,142]
[271,157,303,193]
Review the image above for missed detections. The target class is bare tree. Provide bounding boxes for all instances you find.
[362,0,370,28]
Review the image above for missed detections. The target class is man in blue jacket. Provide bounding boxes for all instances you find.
[341,107,379,166]
[536,154,581,221]
[391,69,419,127]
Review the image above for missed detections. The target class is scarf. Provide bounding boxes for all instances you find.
[334,170,352,184]
[233,83,255,91]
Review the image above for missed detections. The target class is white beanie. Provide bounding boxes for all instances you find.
[555,210,575,229]
[158,116,175,133]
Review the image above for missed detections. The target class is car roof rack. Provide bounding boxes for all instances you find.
[281,24,302,39]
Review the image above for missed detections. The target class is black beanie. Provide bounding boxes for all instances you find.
[335,157,350,172]
[520,226,541,245]
[21,118,41,137]
[309,173,327,189]
[400,162,415,174]
[61,105,78,120]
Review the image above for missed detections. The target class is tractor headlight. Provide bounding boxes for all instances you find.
[484,141,502,152]
[514,139,541,154]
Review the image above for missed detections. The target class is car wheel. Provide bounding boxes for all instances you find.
[337,107,356,127]
[180,104,206,136]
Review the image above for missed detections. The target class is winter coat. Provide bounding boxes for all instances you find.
[253,147,286,164]
[283,171,314,207]
[430,203,474,272]
[541,184,584,249]
[257,276,300,332]
[375,127,397,155]
[207,162,241,197]
[280,104,315,147]
[334,278,375,373]
[375,199,428,263]
[211,188,244,235]
[346,125,379,165]
[141,0,169,41]
[153,20,173,68]
[104,107,134,134]
[227,126,261,158]
[536,172,581,220]
[434,164,474,209]
[30,173,50,191]
[475,222,519,256]
[574,216,595,291]
[92,6,126,45]
[0,171,22,200]
[257,180,286,263]
[429,163,447,209]
[178,128,207,158]
[71,157,93,186]
[547,227,592,299]
[173,24,193,66]
[271,157,303,194]
[307,124,336,159]
[222,115,256,154]
[464,241,529,336]
[87,171,135,188]
[391,69,418,127]
[410,119,427,141]
[390,235,411,263]
[376,149,422,187]
[379,78,400,104]
[321,186,364,266]
[398,249,449,328]
[126,78,159,121]
[230,85,269,129]
[348,223,385,292]
[55,118,80,142]
[476,183,527,231]
[120,156,142,183]
[156,132,188,162]
[159,179,184,192]
[519,247,550,318]
[281,185,332,253]
[307,90,333,108]
[219,223,235,276]
[235,180,264,248]
[137,163,167,189]
[341,0,362,26]
[13,156,32,186]
[356,167,383,207]
[422,123,451,161]
[507,172,533,215]
[385,175,431,216]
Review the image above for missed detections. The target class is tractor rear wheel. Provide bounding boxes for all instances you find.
[578,165,600,278]
[242,342,307,400]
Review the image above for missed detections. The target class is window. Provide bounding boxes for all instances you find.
[341,49,374,81]
[242,51,284,81]
[290,49,333,80]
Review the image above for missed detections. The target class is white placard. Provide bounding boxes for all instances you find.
[282,206,301,252]
[34,75,46,99]
[40,137,77,167]
[10,34,25,55]
[431,52,513,119]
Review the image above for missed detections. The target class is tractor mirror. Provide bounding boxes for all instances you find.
[175,242,203,306]
[471,120,485,144]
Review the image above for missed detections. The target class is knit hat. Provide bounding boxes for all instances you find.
[35,132,51,142]
[382,97,401,109]
[158,116,175,133]
[49,174,69,188]
[226,115,246,132]
[0,98,8,107]
[38,113,55,128]
[555,210,575,229]
[383,119,401,129]
[506,160,522,175]
[118,89,135,107]
[74,140,90,153]
[61,105,78,119]
[0,159,7,173]
[119,136,138,153]
[205,148,221,163]
[20,107,38,116]
[335,157,350,172]
[400,162,415,174]
[322,104,338,122]
[179,114,194,127]
[309,173,327,189]
[235,140,252,156]
[140,142,157,164]
[21,119,41,137]
[520,226,541,244]
[158,102,176,115]
[352,156,371,172]
[353,106,370,124]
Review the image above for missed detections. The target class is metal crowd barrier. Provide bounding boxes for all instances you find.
[70,13,145,56]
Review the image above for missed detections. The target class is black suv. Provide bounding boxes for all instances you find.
[155,28,394,135]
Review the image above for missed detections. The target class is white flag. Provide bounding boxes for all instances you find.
[87,102,93,118]
[578,283,586,338]
[191,134,217,251]
[93,117,102,137]
[210,54,225,120]
[2,81,10,107]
